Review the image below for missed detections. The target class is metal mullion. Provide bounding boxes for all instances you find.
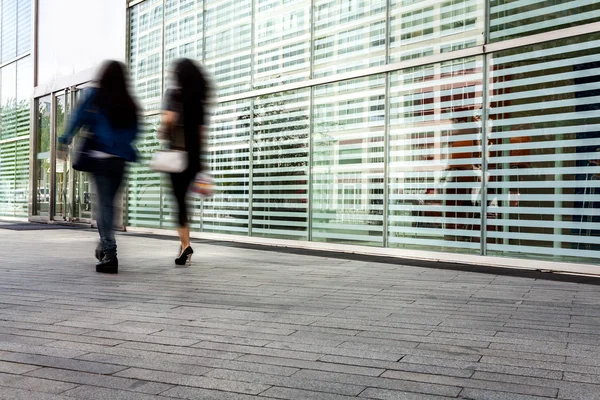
[480,53,491,256]
[158,0,166,229]
[385,0,391,65]
[382,71,390,248]
[48,92,57,220]
[484,0,491,45]
[68,88,76,222]
[309,0,316,80]
[248,97,254,237]
[200,0,207,232]
[307,86,314,242]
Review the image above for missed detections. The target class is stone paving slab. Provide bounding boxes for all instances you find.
[0,226,600,399]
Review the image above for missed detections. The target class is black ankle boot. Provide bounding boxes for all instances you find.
[96,256,118,273]
[95,243,105,261]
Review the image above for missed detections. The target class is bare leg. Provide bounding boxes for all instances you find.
[177,225,191,252]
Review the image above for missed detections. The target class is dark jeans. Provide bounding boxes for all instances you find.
[93,157,125,257]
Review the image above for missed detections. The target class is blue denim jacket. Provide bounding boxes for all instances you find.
[58,88,139,162]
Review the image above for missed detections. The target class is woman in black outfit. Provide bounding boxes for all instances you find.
[160,58,210,265]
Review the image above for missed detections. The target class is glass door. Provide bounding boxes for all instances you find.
[53,91,69,220]
[32,84,94,224]
[70,86,93,222]
[33,95,51,217]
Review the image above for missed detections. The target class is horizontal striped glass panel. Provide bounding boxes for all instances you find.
[17,0,32,56]
[254,0,311,89]
[2,0,17,62]
[388,56,484,253]
[127,116,162,228]
[203,99,251,235]
[164,0,203,81]
[487,33,600,261]
[205,0,252,97]
[129,0,164,112]
[312,75,386,246]
[313,0,386,79]
[0,138,29,217]
[389,0,484,64]
[490,0,600,42]
[252,89,310,240]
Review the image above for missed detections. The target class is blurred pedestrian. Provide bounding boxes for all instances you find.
[58,61,140,273]
[158,58,211,266]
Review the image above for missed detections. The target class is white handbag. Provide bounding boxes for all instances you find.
[150,149,188,173]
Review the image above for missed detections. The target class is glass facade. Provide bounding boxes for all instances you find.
[0,0,32,218]
[89,1,600,263]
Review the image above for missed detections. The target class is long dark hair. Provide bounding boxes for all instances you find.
[172,58,210,126]
[95,61,139,129]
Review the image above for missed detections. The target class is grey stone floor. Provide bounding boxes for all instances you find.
[0,225,600,399]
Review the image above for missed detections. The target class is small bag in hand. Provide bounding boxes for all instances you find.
[151,103,188,173]
[72,133,97,172]
[150,149,188,173]
[190,172,214,197]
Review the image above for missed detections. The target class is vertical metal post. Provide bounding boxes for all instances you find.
[158,0,166,229]
[248,98,254,237]
[247,0,257,237]
[309,0,316,80]
[48,92,56,220]
[200,0,207,232]
[306,0,317,241]
[68,88,76,221]
[383,72,391,248]
[29,97,37,217]
[29,0,39,218]
[480,54,490,256]
[382,0,392,248]
[480,0,491,255]
[307,86,314,241]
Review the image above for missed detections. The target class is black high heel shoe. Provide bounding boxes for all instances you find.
[175,246,193,266]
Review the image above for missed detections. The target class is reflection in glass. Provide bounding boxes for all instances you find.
[253,0,311,88]
[127,116,161,228]
[1,0,17,62]
[205,0,252,97]
[16,57,33,139]
[490,1,600,42]
[0,57,33,217]
[0,142,17,216]
[389,0,484,63]
[487,33,600,261]
[163,0,203,84]
[388,57,483,253]
[35,96,51,216]
[313,0,386,78]
[54,95,68,219]
[129,0,164,112]
[252,89,310,239]
[17,0,32,55]
[203,99,251,235]
[312,76,386,246]
[1,63,17,140]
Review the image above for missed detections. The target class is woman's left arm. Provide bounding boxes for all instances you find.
[58,90,95,145]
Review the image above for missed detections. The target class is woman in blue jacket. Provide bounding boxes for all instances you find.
[58,61,139,273]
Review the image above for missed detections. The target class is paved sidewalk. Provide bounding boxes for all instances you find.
[0,225,600,399]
